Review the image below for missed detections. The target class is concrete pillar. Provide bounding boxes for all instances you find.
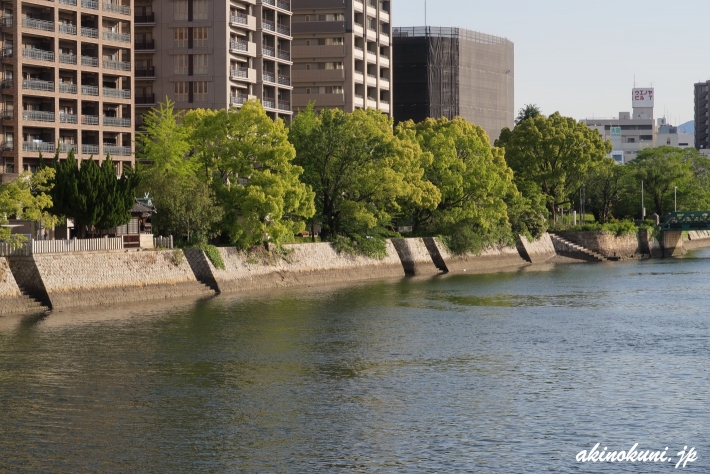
[662,230,685,258]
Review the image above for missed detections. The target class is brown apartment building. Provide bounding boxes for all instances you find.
[134,0,293,123]
[290,0,391,116]
[0,0,135,181]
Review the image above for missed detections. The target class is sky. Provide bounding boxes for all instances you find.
[396,0,710,125]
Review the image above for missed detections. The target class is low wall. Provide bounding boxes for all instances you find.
[424,237,527,274]
[186,241,406,294]
[685,230,710,250]
[391,238,441,276]
[554,231,642,259]
[517,234,557,263]
[27,249,213,309]
[0,257,47,315]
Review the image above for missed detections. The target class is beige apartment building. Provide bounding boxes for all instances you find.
[290,0,391,115]
[0,0,135,181]
[134,0,292,124]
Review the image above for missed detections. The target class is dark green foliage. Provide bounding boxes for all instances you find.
[196,243,225,269]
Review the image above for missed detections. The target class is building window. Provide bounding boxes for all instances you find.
[367,17,376,30]
[324,62,343,69]
[173,0,187,20]
[325,86,343,94]
[193,0,208,20]
[174,27,188,47]
[194,27,208,47]
[194,81,208,101]
[174,81,188,101]
[174,54,188,74]
[194,54,208,74]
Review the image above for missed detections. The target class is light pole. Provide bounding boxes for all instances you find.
[674,186,677,212]
[641,180,645,220]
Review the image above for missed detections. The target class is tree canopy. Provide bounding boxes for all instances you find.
[515,104,542,126]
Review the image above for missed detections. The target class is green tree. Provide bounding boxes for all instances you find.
[586,158,630,223]
[496,112,612,222]
[0,167,57,243]
[290,106,437,243]
[183,101,315,248]
[515,104,542,126]
[135,98,194,176]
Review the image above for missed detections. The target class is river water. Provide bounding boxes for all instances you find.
[2,250,710,473]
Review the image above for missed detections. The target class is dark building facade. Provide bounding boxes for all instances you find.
[695,80,710,151]
[393,26,513,142]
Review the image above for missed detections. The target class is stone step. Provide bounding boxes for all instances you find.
[550,234,607,262]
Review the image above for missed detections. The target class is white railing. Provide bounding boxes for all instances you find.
[22,110,55,122]
[59,53,77,64]
[103,88,131,99]
[22,49,55,62]
[23,79,54,91]
[103,59,131,71]
[153,236,173,249]
[81,0,98,9]
[82,85,99,96]
[22,18,55,32]
[31,237,124,254]
[81,27,98,38]
[0,242,31,257]
[59,113,78,123]
[103,116,130,127]
[81,55,99,66]
[103,3,130,15]
[103,145,131,155]
[59,83,77,94]
[22,142,56,153]
[102,30,131,43]
[82,144,99,154]
[59,23,77,35]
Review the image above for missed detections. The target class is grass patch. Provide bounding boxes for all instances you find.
[196,243,225,270]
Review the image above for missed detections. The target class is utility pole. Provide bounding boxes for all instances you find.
[675,186,677,212]
[642,180,646,219]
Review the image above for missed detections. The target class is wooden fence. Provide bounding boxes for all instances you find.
[0,235,174,256]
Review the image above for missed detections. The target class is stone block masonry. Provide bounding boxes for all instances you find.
[23,250,214,309]
[516,234,557,264]
[554,231,642,259]
[391,238,442,276]
[424,237,527,274]
[0,257,49,315]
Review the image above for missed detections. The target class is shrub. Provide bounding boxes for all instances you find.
[197,243,225,270]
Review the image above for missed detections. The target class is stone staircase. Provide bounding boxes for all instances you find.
[549,234,608,262]
[15,285,51,313]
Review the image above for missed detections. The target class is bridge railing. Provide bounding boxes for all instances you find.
[661,212,710,231]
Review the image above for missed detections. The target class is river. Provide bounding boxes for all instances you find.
[2,250,710,472]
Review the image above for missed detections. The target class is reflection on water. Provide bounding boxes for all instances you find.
[2,251,710,472]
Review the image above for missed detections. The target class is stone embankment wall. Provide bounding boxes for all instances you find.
[424,237,527,274]
[392,238,441,276]
[685,231,710,250]
[516,234,557,264]
[186,241,406,294]
[554,231,642,259]
[17,249,213,309]
[0,257,47,315]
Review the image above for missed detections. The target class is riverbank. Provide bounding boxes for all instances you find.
[1,230,709,315]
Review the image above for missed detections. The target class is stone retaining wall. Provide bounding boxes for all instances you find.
[0,257,47,315]
[27,249,213,309]
[516,234,557,264]
[186,241,406,294]
[391,238,441,276]
[554,231,641,259]
[685,231,710,250]
[425,237,527,274]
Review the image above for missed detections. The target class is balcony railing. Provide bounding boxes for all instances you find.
[59,113,78,123]
[104,145,131,156]
[1,110,12,120]
[278,74,290,86]
[135,67,155,77]
[230,40,248,53]
[277,49,290,60]
[82,115,99,125]
[262,0,275,5]
[263,71,275,83]
[134,39,155,50]
[59,53,77,64]
[277,24,290,35]
[135,94,155,104]
[59,83,78,94]
[230,95,248,106]
[0,142,14,151]
[82,144,99,154]
[81,55,98,67]
[22,49,55,62]
[0,79,12,88]
[103,30,131,43]
[22,79,54,91]
[1,16,12,27]
[262,19,274,31]
[81,26,98,38]
[81,0,98,9]
[103,59,131,71]
[22,18,55,32]
[103,3,130,15]
[0,48,12,58]
[263,45,275,57]
[230,13,247,25]
[277,0,289,10]
[23,142,56,153]
[103,116,131,127]
[262,98,275,109]
[22,110,56,122]
[81,85,99,96]
[103,88,131,99]
[59,0,77,5]
[278,100,290,111]
[134,13,155,23]
[230,68,248,79]
[58,143,77,153]
[59,23,77,35]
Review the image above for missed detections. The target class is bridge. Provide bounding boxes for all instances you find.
[660,212,710,257]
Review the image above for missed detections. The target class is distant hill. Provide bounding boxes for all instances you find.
[679,120,694,134]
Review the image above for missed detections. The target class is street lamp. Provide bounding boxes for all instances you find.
[675,186,677,212]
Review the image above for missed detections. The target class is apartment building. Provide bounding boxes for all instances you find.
[0,0,134,181]
[135,0,292,125]
[695,80,710,152]
[290,0,392,115]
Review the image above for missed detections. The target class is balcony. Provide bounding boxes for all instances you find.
[230,12,247,26]
[135,94,155,105]
[230,94,248,106]
[59,53,77,64]
[59,83,78,94]
[103,116,130,127]
[277,0,290,10]
[263,45,275,57]
[81,55,99,67]
[82,144,99,154]
[0,142,14,151]
[103,88,130,99]
[134,13,155,24]
[230,40,248,53]
[59,0,77,5]
[277,100,290,111]
[23,110,55,122]
[278,74,290,86]
[230,68,248,80]
[1,109,12,120]
[81,115,99,125]
[59,113,78,123]
[277,49,290,61]
[103,31,131,43]
[22,79,54,92]
[22,49,55,62]
[58,143,77,153]
[1,16,12,27]
[263,71,275,83]
[103,59,131,71]
[262,98,275,109]
[0,48,12,58]
[81,85,99,96]
[277,24,290,36]
[81,26,98,38]
[135,67,155,78]
[23,142,56,153]
[22,18,55,32]
[81,0,98,9]
[59,23,77,35]
[103,3,130,15]
[104,145,131,156]
[0,79,12,89]
[134,39,155,50]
